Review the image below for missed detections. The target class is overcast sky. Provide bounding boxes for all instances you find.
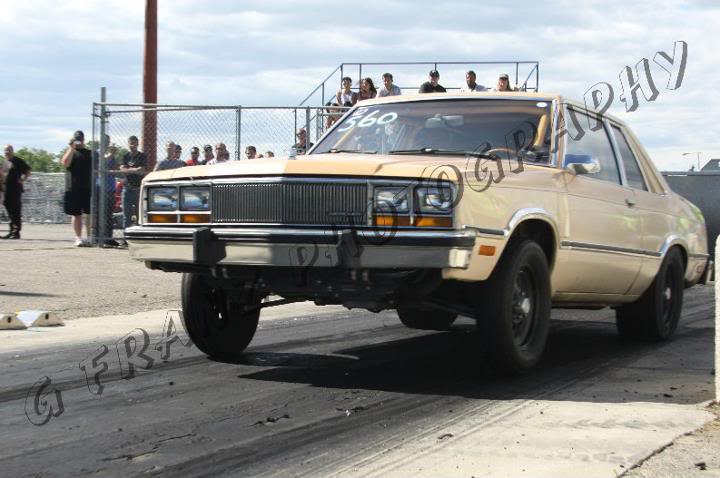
[0,0,717,170]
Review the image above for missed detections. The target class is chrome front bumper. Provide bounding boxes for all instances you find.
[125,226,476,269]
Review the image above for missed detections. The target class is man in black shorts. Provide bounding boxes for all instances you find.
[61,130,93,246]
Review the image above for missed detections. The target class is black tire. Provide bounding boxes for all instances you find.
[616,248,684,341]
[476,240,551,374]
[181,273,261,360]
[397,307,457,331]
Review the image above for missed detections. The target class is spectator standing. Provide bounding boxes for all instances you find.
[336,76,358,106]
[493,73,516,92]
[207,143,229,165]
[116,135,147,230]
[245,145,257,159]
[325,101,342,129]
[155,141,186,171]
[1,144,31,239]
[377,73,402,97]
[185,146,201,166]
[460,70,487,92]
[265,151,275,158]
[61,130,93,246]
[97,143,119,247]
[419,69,446,93]
[202,144,214,164]
[292,128,313,155]
[357,78,377,101]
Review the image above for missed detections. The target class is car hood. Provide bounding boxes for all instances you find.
[144,154,473,183]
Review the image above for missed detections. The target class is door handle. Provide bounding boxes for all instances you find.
[625,198,636,207]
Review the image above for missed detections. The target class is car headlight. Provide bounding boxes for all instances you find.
[416,186,454,214]
[180,187,210,211]
[147,187,178,211]
[374,187,409,213]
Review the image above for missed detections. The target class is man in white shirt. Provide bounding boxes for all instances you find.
[377,73,402,97]
[460,70,487,92]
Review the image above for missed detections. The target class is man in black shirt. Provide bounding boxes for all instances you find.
[116,135,148,229]
[418,69,447,94]
[2,145,32,239]
[61,130,93,246]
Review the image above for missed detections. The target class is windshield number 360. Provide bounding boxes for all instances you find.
[337,109,398,132]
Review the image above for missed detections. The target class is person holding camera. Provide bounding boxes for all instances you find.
[61,130,93,246]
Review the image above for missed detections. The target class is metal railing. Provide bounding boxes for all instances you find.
[299,61,541,107]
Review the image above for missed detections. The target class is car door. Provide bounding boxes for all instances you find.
[607,123,673,291]
[559,107,643,295]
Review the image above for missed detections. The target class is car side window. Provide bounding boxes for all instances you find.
[611,125,648,191]
[564,109,621,185]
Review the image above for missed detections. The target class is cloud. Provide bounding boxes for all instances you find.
[0,0,718,171]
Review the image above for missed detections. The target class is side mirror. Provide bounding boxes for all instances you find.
[564,154,600,175]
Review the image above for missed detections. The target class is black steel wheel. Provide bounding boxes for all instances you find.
[181,273,262,360]
[397,307,457,331]
[616,248,684,341]
[477,239,551,374]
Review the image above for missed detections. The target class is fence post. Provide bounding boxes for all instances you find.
[95,87,108,244]
[236,106,242,161]
[305,107,311,151]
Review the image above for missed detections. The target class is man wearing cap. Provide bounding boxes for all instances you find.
[1,144,31,239]
[419,70,446,93]
[185,146,202,166]
[494,73,516,92]
[155,141,186,171]
[61,130,93,246]
[201,145,214,164]
[460,70,487,92]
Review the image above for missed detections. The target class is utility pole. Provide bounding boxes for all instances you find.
[142,0,158,170]
[682,151,702,171]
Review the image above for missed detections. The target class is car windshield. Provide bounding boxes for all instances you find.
[311,99,553,162]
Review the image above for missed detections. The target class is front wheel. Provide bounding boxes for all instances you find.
[476,240,551,374]
[615,248,684,341]
[181,273,262,360]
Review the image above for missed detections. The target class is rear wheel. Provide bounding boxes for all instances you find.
[397,307,457,331]
[616,248,684,341]
[181,273,262,360]
[476,240,551,374]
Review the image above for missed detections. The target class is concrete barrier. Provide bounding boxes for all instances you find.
[17,311,64,328]
[0,313,27,330]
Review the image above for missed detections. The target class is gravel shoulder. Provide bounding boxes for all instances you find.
[0,224,181,318]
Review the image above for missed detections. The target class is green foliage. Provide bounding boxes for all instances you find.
[14,147,64,173]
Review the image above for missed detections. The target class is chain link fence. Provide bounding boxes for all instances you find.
[91,103,347,244]
[0,173,69,225]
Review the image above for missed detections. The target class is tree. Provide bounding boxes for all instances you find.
[13,147,63,173]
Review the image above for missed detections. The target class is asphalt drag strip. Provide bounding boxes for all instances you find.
[0,286,715,477]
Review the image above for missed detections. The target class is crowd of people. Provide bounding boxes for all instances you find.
[323,70,520,128]
[1,69,524,244]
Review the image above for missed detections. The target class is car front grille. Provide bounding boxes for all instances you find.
[211,181,369,226]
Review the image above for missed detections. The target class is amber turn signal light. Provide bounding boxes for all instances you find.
[147,213,178,224]
[414,216,453,228]
[180,213,211,224]
[478,245,496,256]
[374,215,411,227]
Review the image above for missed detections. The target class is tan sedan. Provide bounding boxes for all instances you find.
[126,92,709,374]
